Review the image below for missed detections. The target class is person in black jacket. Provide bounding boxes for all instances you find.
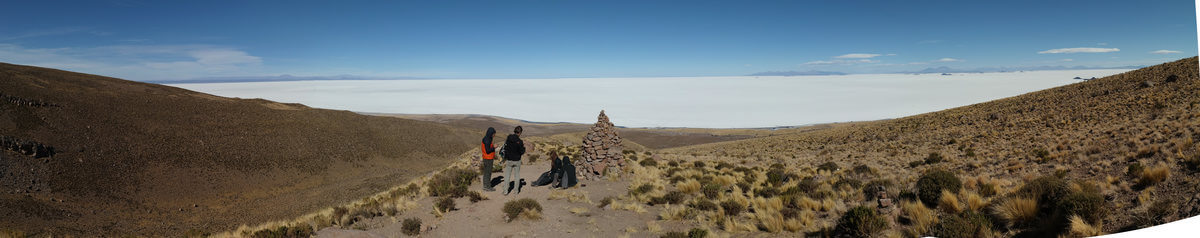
[480,127,498,191]
[501,126,525,195]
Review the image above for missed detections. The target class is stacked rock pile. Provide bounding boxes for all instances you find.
[577,110,624,180]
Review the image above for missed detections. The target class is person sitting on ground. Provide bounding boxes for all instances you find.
[480,127,498,191]
[501,126,526,195]
[556,155,578,189]
[532,151,562,187]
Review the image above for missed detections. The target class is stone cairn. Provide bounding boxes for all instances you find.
[577,110,624,180]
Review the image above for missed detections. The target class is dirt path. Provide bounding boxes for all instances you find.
[315,160,694,238]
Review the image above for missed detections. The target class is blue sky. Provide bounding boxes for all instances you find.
[1,0,1196,81]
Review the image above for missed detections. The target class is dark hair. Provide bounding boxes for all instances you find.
[514,126,523,134]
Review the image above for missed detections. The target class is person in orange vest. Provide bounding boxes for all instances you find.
[480,127,497,191]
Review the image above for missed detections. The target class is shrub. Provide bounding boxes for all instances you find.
[661,231,687,238]
[932,211,992,238]
[978,182,997,197]
[924,152,944,164]
[756,187,781,198]
[795,176,819,192]
[598,196,615,208]
[917,169,962,207]
[834,178,863,189]
[427,168,478,198]
[832,206,888,238]
[992,197,1037,228]
[1185,156,1200,171]
[640,158,659,167]
[668,160,680,167]
[650,191,687,205]
[818,162,840,172]
[701,183,722,199]
[632,184,656,195]
[852,164,874,174]
[401,218,422,236]
[692,198,719,211]
[780,207,800,220]
[1127,162,1145,177]
[909,160,925,168]
[1056,186,1106,224]
[715,162,734,170]
[435,197,456,212]
[693,161,706,168]
[250,225,313,238]
[721,200,745,216]
[503,198,543,222]
[1032,148,1050,160]
[735,182,751,193]
[1136,165,1170,189]
[527,154,539,163]
[688,228,709,238]
[467,191,486,203]
[1014,176,1069,205]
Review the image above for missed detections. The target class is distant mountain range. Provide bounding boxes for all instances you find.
[747,70,847,76]
[147,74,425,84]
[901,65,1145,74]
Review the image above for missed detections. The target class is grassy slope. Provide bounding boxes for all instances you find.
[0,62,478,236]
[661,57,1200,233]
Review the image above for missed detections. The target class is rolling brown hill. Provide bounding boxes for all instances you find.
[0,62,480,236]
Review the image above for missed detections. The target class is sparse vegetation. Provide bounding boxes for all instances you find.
[503,198,544,222]
[688,228,709,238]
[435,197,456,212]
[924,152,944,164]
[427,167,478,198]
[402,218,422,236]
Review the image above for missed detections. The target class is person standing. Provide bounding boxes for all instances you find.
[502,126,526,195]
[480,127,497,191]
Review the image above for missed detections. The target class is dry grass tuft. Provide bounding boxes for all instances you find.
[646,220,662,232]
[569,207,589,215]
[520,208,543,221]
[900,200,938,236]
[939,190,962,214]
[1066,215,1104,237]
[992,197,1037,228]
[677,179,702,194]
[1137,164,1170,188]
[963,191,988,212]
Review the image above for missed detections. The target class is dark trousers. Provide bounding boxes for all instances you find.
[481,159,494,189]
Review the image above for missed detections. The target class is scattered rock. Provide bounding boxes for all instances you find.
[1142,80,1156,88]
[576,110,624,180]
